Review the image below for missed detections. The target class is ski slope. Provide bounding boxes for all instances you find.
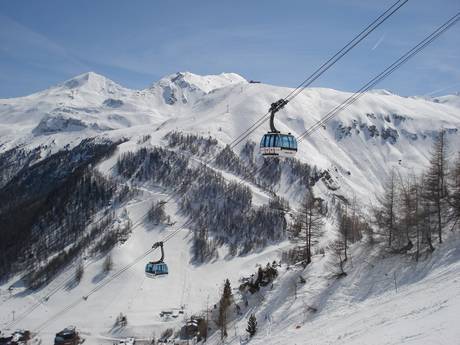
[244,236,460,345]
[0,180,290,344]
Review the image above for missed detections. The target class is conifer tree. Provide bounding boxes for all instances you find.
[246,314,257,338]
[75,261,84,283]
[103,254,113,272]
[217,279,233,340]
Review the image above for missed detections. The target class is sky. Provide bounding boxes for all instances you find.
[0,0,459,98]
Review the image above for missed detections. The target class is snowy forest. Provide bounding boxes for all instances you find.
[116,134,294,262]
[0,139,134,286]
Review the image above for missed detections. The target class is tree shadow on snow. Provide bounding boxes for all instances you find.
[92,270,109,284]
[65,278,80,291]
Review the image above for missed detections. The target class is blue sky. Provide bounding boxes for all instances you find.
[0,0,459,98]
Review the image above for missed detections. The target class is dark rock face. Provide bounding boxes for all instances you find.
[401,129,418,141]
[391,113,407,126]
[336,124,352,140]
[103,98,124,108]
[335,114,404,144]
[381,127,399,144]
[360,124,380,140]
[33,115,88,135]
[163,86,178,105]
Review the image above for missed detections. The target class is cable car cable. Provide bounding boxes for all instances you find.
[284,0,409,102]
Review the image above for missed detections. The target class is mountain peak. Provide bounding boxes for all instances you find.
[62,72,109,89]
[156,71,247,94]
[53,72,125,97]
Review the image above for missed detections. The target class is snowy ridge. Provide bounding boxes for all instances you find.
[432,93,460,109]
[153,71,247,94]
[60,72,123,92]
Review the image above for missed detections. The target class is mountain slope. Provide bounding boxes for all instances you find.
[1,71,458,203]
[0,72,459,344]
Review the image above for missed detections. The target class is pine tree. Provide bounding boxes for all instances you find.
[75,261,84,283]
[147,200,169,225]
[217,279,233,340]
[223,278,233,302]
[255,266,263,286]
[246,314,257,338]
[103,254,113,272]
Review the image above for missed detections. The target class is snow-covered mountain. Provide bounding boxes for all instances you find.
[1,71,459,201]
[0,72,459,345]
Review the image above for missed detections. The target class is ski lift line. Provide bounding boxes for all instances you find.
[226,0,408,150]
[297,12,460,143]
[284,0,409,102]
[171,9,457,266]
[297,45,452,140]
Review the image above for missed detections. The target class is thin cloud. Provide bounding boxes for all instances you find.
[371,34,385,51]
[424,82,460,97]
[0,14,89,75]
